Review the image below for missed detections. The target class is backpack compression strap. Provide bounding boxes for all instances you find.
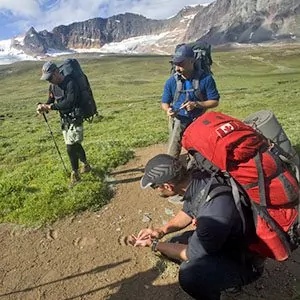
[253,151,293,255]
[173,74,203,105]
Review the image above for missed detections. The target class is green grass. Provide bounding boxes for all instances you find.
[1,46,300,225]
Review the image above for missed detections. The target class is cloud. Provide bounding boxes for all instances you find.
[105,0,205,20]
[0,0,40,17]
[0,0,214,37]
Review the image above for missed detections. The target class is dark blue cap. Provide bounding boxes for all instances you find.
[172,44,194,64]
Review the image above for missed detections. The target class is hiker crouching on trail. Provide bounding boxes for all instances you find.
[128,154,264,300]
[162,44,220,159]
[37,61,91,185]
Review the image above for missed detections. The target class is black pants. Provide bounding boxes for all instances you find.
[67,143,87,171]
[169,231,263,300]
[179,254,262,300]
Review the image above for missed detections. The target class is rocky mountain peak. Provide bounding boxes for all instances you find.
[9,0,300,56]
[185,0,300,44]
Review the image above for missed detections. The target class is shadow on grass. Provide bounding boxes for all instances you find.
[90,167,108,179]
[109,167,145,176]
[0,260,131,298]
[106,176,143,185]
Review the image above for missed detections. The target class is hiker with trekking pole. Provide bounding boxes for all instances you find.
[37,61,93,185]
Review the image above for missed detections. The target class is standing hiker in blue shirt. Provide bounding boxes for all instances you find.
[162,44,220,159]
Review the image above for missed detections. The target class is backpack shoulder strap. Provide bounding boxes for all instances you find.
[173,73,183,104]
[192,78,199,91]
[192,176,247,234]
[50,83,64,100]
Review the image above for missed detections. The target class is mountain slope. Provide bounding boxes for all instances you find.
[186,0,300,44]
[7,0,300,56]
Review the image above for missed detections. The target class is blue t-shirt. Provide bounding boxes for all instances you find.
[161,72,220,124]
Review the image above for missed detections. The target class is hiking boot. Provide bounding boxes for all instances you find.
[80,163,91,174]
[168,195,184,205]
[70,170,81,185]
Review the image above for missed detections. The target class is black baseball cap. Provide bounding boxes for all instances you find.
[140,154,183,189]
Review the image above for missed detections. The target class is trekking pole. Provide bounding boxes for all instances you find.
[42,112,69,175]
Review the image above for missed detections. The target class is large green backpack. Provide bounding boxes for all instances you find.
[58,59,98,122]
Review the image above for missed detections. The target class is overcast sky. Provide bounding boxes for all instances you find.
[0,0,215,40]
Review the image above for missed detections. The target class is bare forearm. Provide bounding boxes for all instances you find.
[198,100,219,109]
[162,103,170,112]
[155,242,188,261]
[158,211,192,237]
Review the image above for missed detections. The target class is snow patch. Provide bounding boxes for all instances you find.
[1,30,170,65]
[46,48,75,56]
[99,32,170,53]
[180,13,197,22]
[185,2,211,8]
[14,36,25,46]
[0,38,36,65]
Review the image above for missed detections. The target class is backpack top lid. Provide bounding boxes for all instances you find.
[59,59,84,78]
[57,58,98,121]
[182,111,266,170]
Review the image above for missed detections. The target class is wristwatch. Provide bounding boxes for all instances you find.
[151,239,159,252]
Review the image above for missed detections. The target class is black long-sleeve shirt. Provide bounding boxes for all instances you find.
[46,76,80,116]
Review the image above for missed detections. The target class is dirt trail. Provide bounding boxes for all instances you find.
[0,144,300,300]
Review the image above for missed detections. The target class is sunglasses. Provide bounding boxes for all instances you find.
[150,183,161,190]
[47,73,54,82]
[150,183,168,190]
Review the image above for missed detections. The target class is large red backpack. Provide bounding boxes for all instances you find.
[182,111,300,261]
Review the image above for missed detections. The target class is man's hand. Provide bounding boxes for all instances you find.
[167,107,176,117]
[36,103,51,114]
[137,228,165,240]
[180,101,199,111]
[127,234,152,247]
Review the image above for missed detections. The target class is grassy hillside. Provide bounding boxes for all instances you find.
[1,46,300,225]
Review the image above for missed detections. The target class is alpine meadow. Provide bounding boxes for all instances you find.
[1,45,300,226]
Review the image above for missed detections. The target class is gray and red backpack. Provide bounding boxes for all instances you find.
[182,111,300,261]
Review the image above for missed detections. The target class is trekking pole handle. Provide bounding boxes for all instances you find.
[37,102,49,116]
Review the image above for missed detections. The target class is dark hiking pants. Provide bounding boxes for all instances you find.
[179,253,262,300]
[169,231,263,300]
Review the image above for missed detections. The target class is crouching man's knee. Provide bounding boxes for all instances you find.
[179,260,220,300]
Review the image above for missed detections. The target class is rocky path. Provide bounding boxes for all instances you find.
[0,144,300,300]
